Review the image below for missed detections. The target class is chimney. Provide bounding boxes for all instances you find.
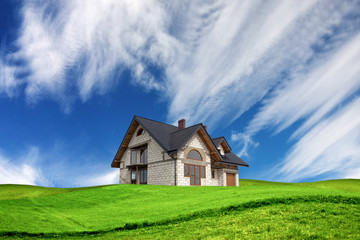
[178,119,186,130]
[204,125,207,131]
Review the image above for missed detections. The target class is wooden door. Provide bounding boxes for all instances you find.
[190,165,201,185]
[226,173,235,186]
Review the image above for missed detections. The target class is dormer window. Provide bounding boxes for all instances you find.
[218,147,224,155]
[137,128,145,136]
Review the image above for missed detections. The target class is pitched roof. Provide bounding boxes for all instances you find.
[212,137,224,147]
[212,136,232,152]
[169,124,202,152]
[135,116,178,151]
[111,116,248,168]
[222,152,249,167]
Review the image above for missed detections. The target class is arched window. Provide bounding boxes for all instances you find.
[187,149,202,161]
[136,128,144,136]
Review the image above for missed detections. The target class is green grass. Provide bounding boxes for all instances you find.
[52,201,359,240]
[0,179,359,239]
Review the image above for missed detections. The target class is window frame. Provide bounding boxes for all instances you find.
[201,166,205,178]
[140,148,148,164]
[184,163,206,186]
[139,168,147,184]
[131,150,137,164]
[130,169,137,184]
[136,128,145,136]
[186,149,203,161]
[184,164,190,177]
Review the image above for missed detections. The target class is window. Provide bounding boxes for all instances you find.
[131,170,136,184]
[139,169,147,184]
[131,150,137,164]
[190,165,195,185]
[184,164,190,177]
[137,128,144,136]
[184,164,205,185]
[211,169,216,178]
[201,166,205,178]
[187,149,202,161]
[195,166,200,185]
[140,148,148,163]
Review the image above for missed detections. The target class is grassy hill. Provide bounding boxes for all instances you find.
[0,179,359,239]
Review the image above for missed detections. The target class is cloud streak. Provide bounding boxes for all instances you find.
[0,1,358,124]
[238,32,360,181]
[165,0,358,127]
[277,97,360,181]
[246,33,360,137]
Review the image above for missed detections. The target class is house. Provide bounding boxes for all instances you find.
[111,116,249,186]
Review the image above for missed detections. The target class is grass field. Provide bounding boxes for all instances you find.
[0,179,359,239]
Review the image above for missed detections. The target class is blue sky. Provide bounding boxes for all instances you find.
[1,0,360,187]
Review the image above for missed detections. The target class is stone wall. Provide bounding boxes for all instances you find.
[218,168,239,186]
[119,125,174,185]
[176,133,219,186]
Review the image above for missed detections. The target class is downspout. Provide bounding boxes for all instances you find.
[174,157,177,186]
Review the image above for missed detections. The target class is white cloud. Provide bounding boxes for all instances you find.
[239,33,360,181]
[0,147,48,185]
[231,132,259,158]
[11,0,176,104]
[344,168,360,179]
[275,97,360,181]
[246,33,360,137]
[0,145,119,187]
[76,170,119,187]
[165,0,357,127]
[0,0,358,123]
[0,55,19,97]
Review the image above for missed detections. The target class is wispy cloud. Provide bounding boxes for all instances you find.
[231,132,259,158]
[246,33,360,137]
[0,147,48,185]
[0,145,120,187]
[76,170,119,187]
[238,32,360,181]
[0,49,19,97]
[1,1,358,124]
[4,0,175,107]
[165,0,358,127]
[276,97,360,181]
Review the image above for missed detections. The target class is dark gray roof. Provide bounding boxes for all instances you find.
[135,116,178,151]
[222,152,249,167]
[212,136,232,151]
[212,137,225,147]
[169,124,202,152]
[132,116,248,167]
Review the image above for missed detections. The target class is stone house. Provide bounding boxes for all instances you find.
[111,116,248,186]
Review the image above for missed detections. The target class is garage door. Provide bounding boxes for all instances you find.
[226,173,235,186]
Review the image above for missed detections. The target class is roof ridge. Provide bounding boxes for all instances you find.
[169,123,202,134]
[212,136,225,140]
[135,115,178,129]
